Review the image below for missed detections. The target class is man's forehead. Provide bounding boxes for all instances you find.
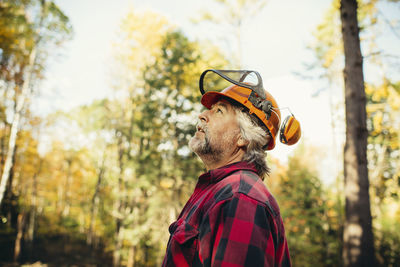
[211,99,234,109]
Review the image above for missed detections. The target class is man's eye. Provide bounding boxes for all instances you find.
[217,108,223,113]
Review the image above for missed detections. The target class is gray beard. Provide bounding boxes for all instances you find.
[189,130,223,162]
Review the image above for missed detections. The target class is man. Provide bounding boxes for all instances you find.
[162,70,300,267]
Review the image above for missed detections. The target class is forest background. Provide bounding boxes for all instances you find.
[0,0,399,266]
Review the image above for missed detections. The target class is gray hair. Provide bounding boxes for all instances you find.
[233,107,271,179]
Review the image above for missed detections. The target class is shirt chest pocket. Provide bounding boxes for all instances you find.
[168,219,199,266]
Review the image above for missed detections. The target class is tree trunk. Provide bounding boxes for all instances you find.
[62,158,73,217]
[0,47,37,207]
[27,159,42,260]
[4,144,17,226]
[113,225,123,267]
[88,158,105,247]
[0,124,6,169]
[340,0,375,266]
[127,245,136,267]
[113,135,125,267]
[14,212,27,262]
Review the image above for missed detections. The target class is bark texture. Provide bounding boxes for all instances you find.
[0,47,36,207]
[340,0,375,266]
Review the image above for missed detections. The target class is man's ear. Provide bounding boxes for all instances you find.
[237,136,249,148]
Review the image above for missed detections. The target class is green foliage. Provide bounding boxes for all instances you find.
[104,27,228,265]
[1,0,88,250]
[309,0,400,265]
[0,0,34,79]
[24,11,230,266]
[0,0,73,133]
[3,1,399,266]
[269,145,342,267]
[365,79,400,266]
[366,80,400,202]
[0,0,72,80]
[374,209,400,266]
[307,0,389,84]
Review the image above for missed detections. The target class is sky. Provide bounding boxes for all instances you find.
[35,0,399,183]
[42,0,332,110]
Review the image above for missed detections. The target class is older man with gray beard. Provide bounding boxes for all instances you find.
[162,70,301,267]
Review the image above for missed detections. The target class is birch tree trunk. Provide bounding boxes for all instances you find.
[340,0,375,266]
[0,47,37,207]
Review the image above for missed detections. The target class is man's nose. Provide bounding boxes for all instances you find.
[198,110,209,122]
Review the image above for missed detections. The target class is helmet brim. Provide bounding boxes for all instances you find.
[201,91,226,109]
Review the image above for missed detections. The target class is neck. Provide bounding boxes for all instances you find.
[200,149,245,171]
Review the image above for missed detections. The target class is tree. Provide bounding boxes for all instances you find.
[107,8,229,266]
[340,0,375,265]
[0,0,72,207]
[0,0,36,208]
[268,144,342,267]
[309,0,400,265]
[109,29,228,265]
[366,79,400,204]
[366,79,400,267]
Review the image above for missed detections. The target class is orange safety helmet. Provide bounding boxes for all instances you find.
[199,69,301,150]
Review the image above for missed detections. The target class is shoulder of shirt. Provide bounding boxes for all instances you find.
[212,169,281,217]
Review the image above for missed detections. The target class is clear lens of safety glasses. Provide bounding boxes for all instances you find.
[199,69,265,98]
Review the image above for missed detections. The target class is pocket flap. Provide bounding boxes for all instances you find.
[172,220,199,245]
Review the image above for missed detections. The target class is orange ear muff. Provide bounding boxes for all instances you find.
[279,115,301,145]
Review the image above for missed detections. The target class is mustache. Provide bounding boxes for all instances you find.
[196,122,208,134]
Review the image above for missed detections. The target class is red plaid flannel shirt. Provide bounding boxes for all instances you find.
[162,161,291,267]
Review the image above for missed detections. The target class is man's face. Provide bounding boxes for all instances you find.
[189,99,241,161]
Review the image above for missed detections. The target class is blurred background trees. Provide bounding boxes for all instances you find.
[0,0,399,266]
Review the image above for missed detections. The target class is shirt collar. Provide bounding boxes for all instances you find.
[198,161,258,184]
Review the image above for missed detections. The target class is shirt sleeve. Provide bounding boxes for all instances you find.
[198,193,286,267]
